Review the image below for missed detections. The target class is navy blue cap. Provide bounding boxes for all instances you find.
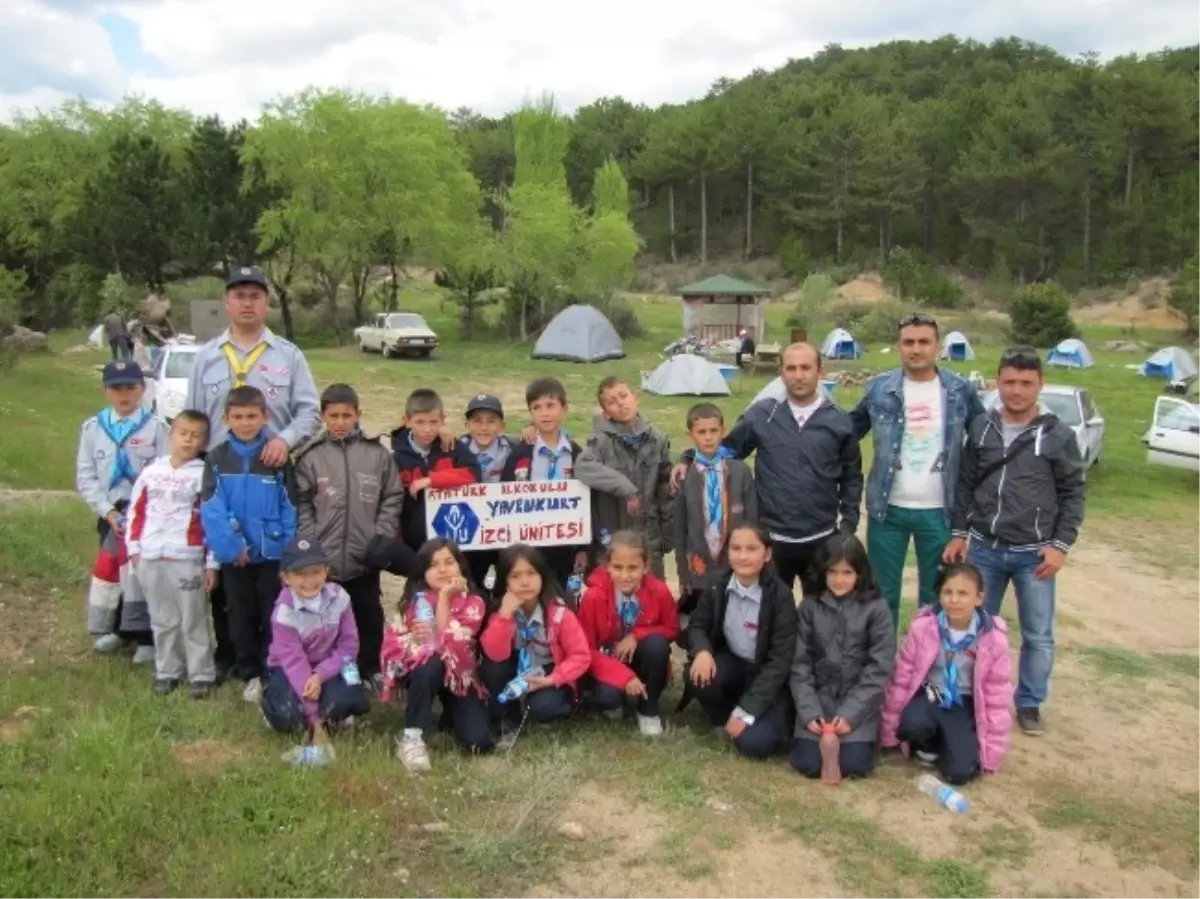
[281,536,329,572]
[226,264,269,290]
[466,394,504,417]
[102,359,145,386]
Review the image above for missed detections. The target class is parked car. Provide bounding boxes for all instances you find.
[1143,395,1200,472]
[354,312,439,358]
[981,384,1105,471]
[150,342,199,423]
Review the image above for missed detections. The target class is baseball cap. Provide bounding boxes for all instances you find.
[102,360,145,386]
[281,536,330,572]
[466,394,504,418]
[226,265,269,290]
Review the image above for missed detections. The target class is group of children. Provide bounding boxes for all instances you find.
[77,359,1015,783]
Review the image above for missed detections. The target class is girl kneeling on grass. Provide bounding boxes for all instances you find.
[479,544,590,744]
[788,533,895,781]
[577,530,679,737]
[881,563,1013,785]
[380,538,492,774]
[262,537,370,767]
[686,524,798,759]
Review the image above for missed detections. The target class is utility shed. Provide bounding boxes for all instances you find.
[678,274,770,343]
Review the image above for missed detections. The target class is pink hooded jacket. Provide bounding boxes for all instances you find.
[880,606,1013,773]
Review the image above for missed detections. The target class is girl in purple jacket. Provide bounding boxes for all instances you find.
[881,563,1013,784]
[262,536,370,766]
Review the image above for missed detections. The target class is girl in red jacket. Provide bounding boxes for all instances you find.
[479,544,590,743]
[578,530,679,737]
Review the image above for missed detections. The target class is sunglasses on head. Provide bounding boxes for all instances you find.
[898,313,938,328]
[999,348,1041,366]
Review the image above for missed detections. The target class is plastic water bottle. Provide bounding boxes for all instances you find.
[498,665,545,704]
[414,592,436,647]
[819,725,842,785]
[919,774,970,814]
[341,656,361,686]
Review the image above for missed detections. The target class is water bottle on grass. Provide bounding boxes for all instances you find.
[919,774,970,814]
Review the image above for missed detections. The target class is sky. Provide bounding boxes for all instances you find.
[2,0,1197,122]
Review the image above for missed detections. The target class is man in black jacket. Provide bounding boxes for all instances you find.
[944,346,1085,737]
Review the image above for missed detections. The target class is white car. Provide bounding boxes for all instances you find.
[981,385,1105,470]
[150,343,199,423]
[1143,396,1200,472]
[354,312,439,358]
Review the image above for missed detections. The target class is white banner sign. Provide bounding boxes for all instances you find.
[425,480,592,551]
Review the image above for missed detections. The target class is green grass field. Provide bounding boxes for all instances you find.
[0,290,1196,897]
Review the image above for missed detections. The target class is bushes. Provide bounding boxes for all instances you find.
[884,247,966,308]
[1170,254,1199,339]
[600,295,645,339]
[785,273,835,332]
[848,300,910,345]
[1009,282,1079,347]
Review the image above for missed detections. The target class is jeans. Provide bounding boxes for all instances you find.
[772,539,823,599]
[867,506,950,628]
[403,656,494,752]
[222,561,280,682]
[970,541,1055,709]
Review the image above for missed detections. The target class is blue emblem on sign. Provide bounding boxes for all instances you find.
[432,502,480,545]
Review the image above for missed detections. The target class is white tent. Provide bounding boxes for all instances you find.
[642,354,730,396]
[1046,338,1095,369]
[746,377,836,411]
[531,304,625,363]
[87,325,105,348]
[1140,346,1198,380]
[821,327,863,360]
[940,330,975,362]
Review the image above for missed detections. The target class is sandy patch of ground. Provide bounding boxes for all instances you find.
[836,272,891,303]
[1074,277,1186,329]
[170,738,247,775]
[0,705,43,742]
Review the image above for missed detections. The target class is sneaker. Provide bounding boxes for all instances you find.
[153,678,179,696]
[1017,707,1045,736]
[93,633,129,654]
[637,713,663,737]
[396,733,432,773]
[497,722,520,750]
[188,681,214,700]
[132,645,156,666]
[914,750,939,767]
[242,677,263,704]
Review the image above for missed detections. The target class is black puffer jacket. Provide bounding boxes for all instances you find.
[790,589,895,743]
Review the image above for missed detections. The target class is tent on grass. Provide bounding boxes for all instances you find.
[1046,338,1095,369]
[746,377,836,412]
[940,330,975,361]
[1140,346,1198,380]
[531,304,625,363]
[642,354,731,396]
[821,327,863,360]
[87,325,105,348]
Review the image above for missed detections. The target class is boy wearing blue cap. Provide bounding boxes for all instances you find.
[459,393,516,597]
[76,360,167,661]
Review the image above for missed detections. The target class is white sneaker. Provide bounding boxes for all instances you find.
[131,645,156,666]
[637,713,664,737]
[396,733,432,773]
[241,677,263,704]
[93,633,128,653]
[915,750,939,767]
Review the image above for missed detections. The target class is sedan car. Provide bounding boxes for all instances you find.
[150,342,199,423]
[980,384,1104,470]
[354,312,439,358]
[1143,396,1200,472]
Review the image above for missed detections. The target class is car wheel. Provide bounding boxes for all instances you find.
[417,348,432,358]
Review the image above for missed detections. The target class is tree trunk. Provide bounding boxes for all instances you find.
[389,259,400,311]
[276,285,296,343]
[667,183,677,264]
[744,157,754,260]
[921,181,934,252]
[699,172,708,265]
[351,267,369,325]
[1081,179,1092,282]
[878,215,887,263]
[1124,145,1135,205]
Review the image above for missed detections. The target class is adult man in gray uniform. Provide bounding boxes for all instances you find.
[185,265,321,677]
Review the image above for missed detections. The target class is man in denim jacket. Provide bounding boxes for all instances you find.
[849,314,985,627]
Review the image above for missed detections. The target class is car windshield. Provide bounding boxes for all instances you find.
[1157,401,1200,432]
[164,352,196,379]
[984,390,1081,425]
[385,314,427,329]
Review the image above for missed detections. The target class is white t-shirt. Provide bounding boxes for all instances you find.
[890,377,945,510]
[788,397,823,429]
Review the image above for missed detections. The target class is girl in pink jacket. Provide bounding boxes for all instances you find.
[881,563,1013,784]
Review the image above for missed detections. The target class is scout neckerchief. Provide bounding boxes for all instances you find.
[97,407,151,489]
[222,339,269,388]
[514,607,545,676]
[694,447,734,558]
[616,590,641,638]
[538,439,569,480]
[936,609,980,709]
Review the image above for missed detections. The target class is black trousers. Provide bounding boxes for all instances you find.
[478,656,574,726]
[261,667,369,733]
[402,656,494,752]
[897,691,981,785]
[337,572,383,680]
[789,738,878,778]
[772,538,825,597]
[689,651,791,758]
[222,561,280,682]
[466,550,499,603]
[96,514,152,645]
[587,634,672,717]
[208,582,234,673]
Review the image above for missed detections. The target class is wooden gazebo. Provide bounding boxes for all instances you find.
[678,274,770,343]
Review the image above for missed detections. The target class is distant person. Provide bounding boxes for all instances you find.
[103,309,132,361]
[76,360,167,664]
[737,329,756,369]
[674,343,862,597]
[944,346,1085,737]
[882,563,1013,784]
[850,314,986,629]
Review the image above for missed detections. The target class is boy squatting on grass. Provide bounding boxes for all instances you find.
[575,376,674,579]
[77,359,167,664]
[126,409,219,699]
[200,385,298,705]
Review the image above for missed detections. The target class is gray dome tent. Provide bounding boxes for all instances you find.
[532,304,625,363]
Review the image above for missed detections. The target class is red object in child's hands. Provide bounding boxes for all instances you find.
[819,723,842,785]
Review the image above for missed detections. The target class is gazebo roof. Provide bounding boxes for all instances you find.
[678,274,770,298]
